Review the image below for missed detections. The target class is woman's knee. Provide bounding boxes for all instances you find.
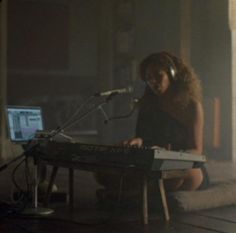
[181,168,203,191]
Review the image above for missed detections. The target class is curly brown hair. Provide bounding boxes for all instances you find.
[140,51,202,108]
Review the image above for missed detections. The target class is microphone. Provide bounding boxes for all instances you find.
[94,86,133,97]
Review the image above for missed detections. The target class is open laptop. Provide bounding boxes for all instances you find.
[6,105,44,144]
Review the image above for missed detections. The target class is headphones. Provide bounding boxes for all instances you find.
[163,52,177,81]
[169,65,176,80]
[141,52,178,83]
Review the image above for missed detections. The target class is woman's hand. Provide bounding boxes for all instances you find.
[122,137,143,147]
[150,145,163,150]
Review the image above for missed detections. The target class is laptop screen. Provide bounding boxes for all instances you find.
[6,105,44,143]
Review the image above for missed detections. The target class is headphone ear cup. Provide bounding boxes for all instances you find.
[169,66,176,80]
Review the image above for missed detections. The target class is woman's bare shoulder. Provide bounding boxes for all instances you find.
[187,98,204,121]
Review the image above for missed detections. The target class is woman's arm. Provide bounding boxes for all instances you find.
[186,100,204,155]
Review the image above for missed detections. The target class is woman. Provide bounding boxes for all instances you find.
[123,51,209,191]
[95,51,209,200]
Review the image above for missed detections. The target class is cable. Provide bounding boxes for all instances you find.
[104,98,140,123]
[12,158,27,193]
[10,157,31,212]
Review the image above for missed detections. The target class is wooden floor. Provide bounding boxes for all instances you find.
[1,160,236,233]
[1,199,236,233]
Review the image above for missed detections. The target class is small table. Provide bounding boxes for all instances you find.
[40,161,188,224]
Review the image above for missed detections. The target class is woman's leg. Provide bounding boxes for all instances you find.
[180,168,203,191]
[164,168,204,192]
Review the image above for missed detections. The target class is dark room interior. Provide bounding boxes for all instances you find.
[1,0,236,232]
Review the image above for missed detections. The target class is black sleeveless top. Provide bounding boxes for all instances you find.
[135,91,210,189]
[135,100,189,151]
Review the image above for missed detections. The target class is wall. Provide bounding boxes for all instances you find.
[0,0,8,162]
[5,0,233,159]
[135,0,181,59]
[7,0,100,143]
[191,0,231,159]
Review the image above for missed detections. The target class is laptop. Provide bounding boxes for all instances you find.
[6,105,44,143]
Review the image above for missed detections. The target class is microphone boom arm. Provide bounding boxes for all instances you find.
[54,95,114,134]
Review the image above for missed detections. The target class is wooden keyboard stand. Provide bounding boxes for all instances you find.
[42,162,188,224]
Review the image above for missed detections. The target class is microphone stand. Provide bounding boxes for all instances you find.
[16,94,115,216]
[51,93,116,135]
[51,95,95,138]
[21,140,54,216]
[98,105,110,124]
[44,95,95,140]
[20,94,115,215]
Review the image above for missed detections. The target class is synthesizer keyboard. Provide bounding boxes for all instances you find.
[33,141,206,171]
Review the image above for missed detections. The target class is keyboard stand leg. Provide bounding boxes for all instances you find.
[69,168,74,210]
[44,166,58,206]
[158,178,170,221]
[142,174,149,225]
